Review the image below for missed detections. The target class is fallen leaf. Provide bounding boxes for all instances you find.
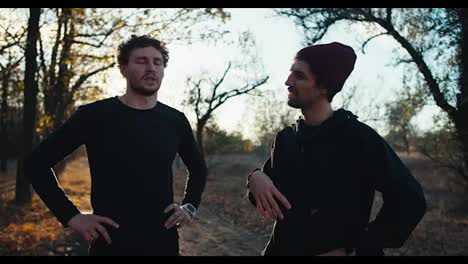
[22,223,34,232]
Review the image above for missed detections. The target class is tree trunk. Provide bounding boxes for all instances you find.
[1,70,11,172]
[44,8,73,132]
[403,130,411,155]
[53,101,67,130]
[0,156,6,172]
[0,130,8,172]
[50,100,68,177]
[455,8,468,179]
[15,8,41,205]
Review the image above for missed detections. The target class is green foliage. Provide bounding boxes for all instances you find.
[384,72,429,153]
[203,122,254,155]
[414,114,467,185]
[249,90,298,155]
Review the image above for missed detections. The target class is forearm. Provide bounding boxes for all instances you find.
[178,114,208,209]
[359,134,427,250]
[24,153,81,227]
[180,159,207,209]
[245,154,275,205]
[23,106,89,227]
[363,183,426,248]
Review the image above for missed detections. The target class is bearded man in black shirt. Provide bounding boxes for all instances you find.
[24,35,207,256]
[245,42,427,256]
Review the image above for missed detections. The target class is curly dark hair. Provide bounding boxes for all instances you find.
[116,35,169,67]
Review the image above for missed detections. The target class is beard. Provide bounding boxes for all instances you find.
[287,86,303,109]
[287,99,303,109]
[129,80,160,96]
[287,87,323,109]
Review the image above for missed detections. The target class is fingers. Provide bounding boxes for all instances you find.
[165,212,178,228]
[83,228,99,244]
[255,186,291,221]
[255,196,266,218]
[177,211,192,228]
[77,214,118,245]
[260,195,275,220]
[266,192,284,220]
[90,229,99,240]
[164,204,193,229]
[164,209,184,229]
[251,175,290,221]
[95,223,112,244]
[84,232,95,243]
[164,204,176,214]
[172,213,185,229]
[272,187,292,210]
[94,215,120,229]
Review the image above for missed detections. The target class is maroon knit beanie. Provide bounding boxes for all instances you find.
[295,42,356,102]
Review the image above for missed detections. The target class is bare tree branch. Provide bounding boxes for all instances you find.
[72,39,112,48]
[208,62,232,112]
[0,22,27,52]
[209,76,269,115]
[185,59,269,158]
[277,8,458,120]
[339,84,358,109]
[190,78,203,120]
[70,63,116,95]
[386,8,392,24]
[64,62,116,108]
[360,32,389,54]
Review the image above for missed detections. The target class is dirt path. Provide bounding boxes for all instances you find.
[175,153,272,256]
[1,152,467,255]
[177,204,267,256]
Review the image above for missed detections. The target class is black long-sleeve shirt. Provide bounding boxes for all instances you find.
[246,109,426,256]
[24,97,207,245]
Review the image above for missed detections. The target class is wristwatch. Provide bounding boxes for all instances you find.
[181,203,197,218]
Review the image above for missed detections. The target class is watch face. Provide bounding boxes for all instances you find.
[187,204,196,213]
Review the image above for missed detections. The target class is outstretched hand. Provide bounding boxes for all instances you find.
[249,170,292,220]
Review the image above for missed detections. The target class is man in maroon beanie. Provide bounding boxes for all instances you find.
[245,42,427,256]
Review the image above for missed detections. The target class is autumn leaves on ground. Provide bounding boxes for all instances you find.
[1,152,467,256]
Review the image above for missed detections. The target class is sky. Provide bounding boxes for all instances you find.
[104,8,442,141]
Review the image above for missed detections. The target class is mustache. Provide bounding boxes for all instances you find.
[288,87,297,94]
[142,74,158,80]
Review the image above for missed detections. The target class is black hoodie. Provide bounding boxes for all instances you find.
[246,109,427,256]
